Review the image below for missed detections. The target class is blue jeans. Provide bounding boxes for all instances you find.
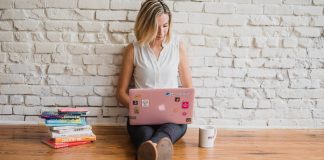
[127,118,187,148]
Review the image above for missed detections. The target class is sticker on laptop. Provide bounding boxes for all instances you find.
[182,101,189,109]
[133,100,138,105]
[175,97,180,102]
[182,112,187,116]
[186,118,191,123]
[134,95,142,99]
[134,107,140,114]
[165,92,174,96]
[142,99,150,107]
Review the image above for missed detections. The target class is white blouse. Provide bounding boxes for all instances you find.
[133,37,180,88]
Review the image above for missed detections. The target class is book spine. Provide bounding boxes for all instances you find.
[54,135,96,143]
[54,127,92,134]
[51,130,93,138]
[46,118,81,124]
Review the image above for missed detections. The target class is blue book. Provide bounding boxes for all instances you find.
[45,117,87,127]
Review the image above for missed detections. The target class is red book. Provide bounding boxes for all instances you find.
[41,138,92,149]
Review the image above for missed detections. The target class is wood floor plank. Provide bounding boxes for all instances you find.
[0,125,323,160]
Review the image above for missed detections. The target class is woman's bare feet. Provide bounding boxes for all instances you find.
[156,137,173,160]
[137,140,157,160]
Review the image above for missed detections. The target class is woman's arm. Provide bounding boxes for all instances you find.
[116,44,134,108]
[178,41,193,88]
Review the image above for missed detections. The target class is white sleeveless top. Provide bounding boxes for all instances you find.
[133,37,180,88]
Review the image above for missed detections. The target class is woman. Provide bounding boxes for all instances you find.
[117,0,192,159]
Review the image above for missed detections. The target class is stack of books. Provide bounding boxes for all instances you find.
[40,108,96,149]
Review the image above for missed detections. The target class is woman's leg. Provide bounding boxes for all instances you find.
[127,119,155,148]
[151,123,187,144]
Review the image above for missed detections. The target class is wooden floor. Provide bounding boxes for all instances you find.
[0,125,323,160]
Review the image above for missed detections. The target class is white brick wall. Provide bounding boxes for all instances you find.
[0,0,323,128]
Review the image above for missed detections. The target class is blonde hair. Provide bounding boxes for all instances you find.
[134,0,172,45]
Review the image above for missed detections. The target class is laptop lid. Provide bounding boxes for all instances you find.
[128,88,195,125]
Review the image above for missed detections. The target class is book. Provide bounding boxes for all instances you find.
[45,118,81,124]
[58,107,88,115]
[41,111,80,119]
[50,129,94,138]
[53,135,96,143]
[51,125,92,134]
[45,117,87,127]
[42,138,92,149]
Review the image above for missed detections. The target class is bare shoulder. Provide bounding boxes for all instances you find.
[179,40,187,56]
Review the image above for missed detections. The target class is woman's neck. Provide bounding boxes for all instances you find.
[149,39,163,48]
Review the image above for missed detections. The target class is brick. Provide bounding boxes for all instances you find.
[261,80,289,88]
[88,96,102,106]
[103,107,129,116]
[0,31,13,41]
[78,0,109,9]
[216,88,245,98]
[247,68,277,78]
[295,27,322,37]
[264,5,293,15]
[192,67,218,77]
[264,58,295,69]
[52,54,72,64]
[249,15,280,26]
[45,21,78,31]
[94,87,115,96]
[311,16,324,26]
[173,12,188,23]
[14,32,31,42]
[15,0,45,8]
[219,15,248,26]
[46,9,93,20]
[0,105,12,114]
[205,3,235,14]
[277,89,324,99]
[188,46,217,57]
[0,74,24,84]
[284,0,312,4]
[317,100,324,108]
[283,38,298,48]
[234,27,263,36]
[2,42,32,53]
[313,0,324,5]
[1,10,27,20]
[0,95,8,104]
[310,69,324,79]
[281,16,309,26]
[47,64,65,74]
[174,2,203,12]
[14,20,41,31]
[223,109,253,119]
[103,97,118,106]
[190,35,205,46]
[204,78,232,87]
[35,43,56,54]
[236,4,263,14]
[243,99,258,108]
[195,88,216,98]
[209,119,240,127]
[293,6,323,16]
[195,107,220,118]
[219,68,247,78]
[96,10,127,21]
[64,86,93,96]
[108,22,133,33]
[46,32,62,42]
[46,0,76,8]
[98,65,119,76]
[189,13,217,25]
[262,48,307,58]
[203,26,233,37]
[110,0,141,10]
[232,78,261,88]
[25,96,40,106]
[79,22,105,32]
[0,0,13,9]
[220,0,251,3]
[236,37,253,47]
[72,97,87,106]
[290,79,320,89]
[308,49,324,58]
[66,44,90,55]
[10,95,24,105]
[205,57,232,67]
[227,99,242,109]
[259,100,271,108]
[288,99,316,109]
[253,0,282,4]
[197,99,213,107]
[288,69,308,79]
[0,21,13,30]
[6,64,36,75]
[84,76,113,85]
[95,44,125,54]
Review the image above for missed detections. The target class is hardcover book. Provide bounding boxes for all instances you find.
[53,135,96,143]
[42,138,92,149]
[50,129,94,138]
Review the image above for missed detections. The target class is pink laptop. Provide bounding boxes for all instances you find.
[128,88,195,125]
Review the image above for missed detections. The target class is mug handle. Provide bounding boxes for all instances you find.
[213,127,217,141]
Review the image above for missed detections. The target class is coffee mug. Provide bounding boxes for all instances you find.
[199,125,217,148]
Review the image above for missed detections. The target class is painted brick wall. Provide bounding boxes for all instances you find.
[0,0,323,128]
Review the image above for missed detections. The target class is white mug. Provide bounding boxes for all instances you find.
[199,125,217,148]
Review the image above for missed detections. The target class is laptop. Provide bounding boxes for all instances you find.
[128,88,195,125]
